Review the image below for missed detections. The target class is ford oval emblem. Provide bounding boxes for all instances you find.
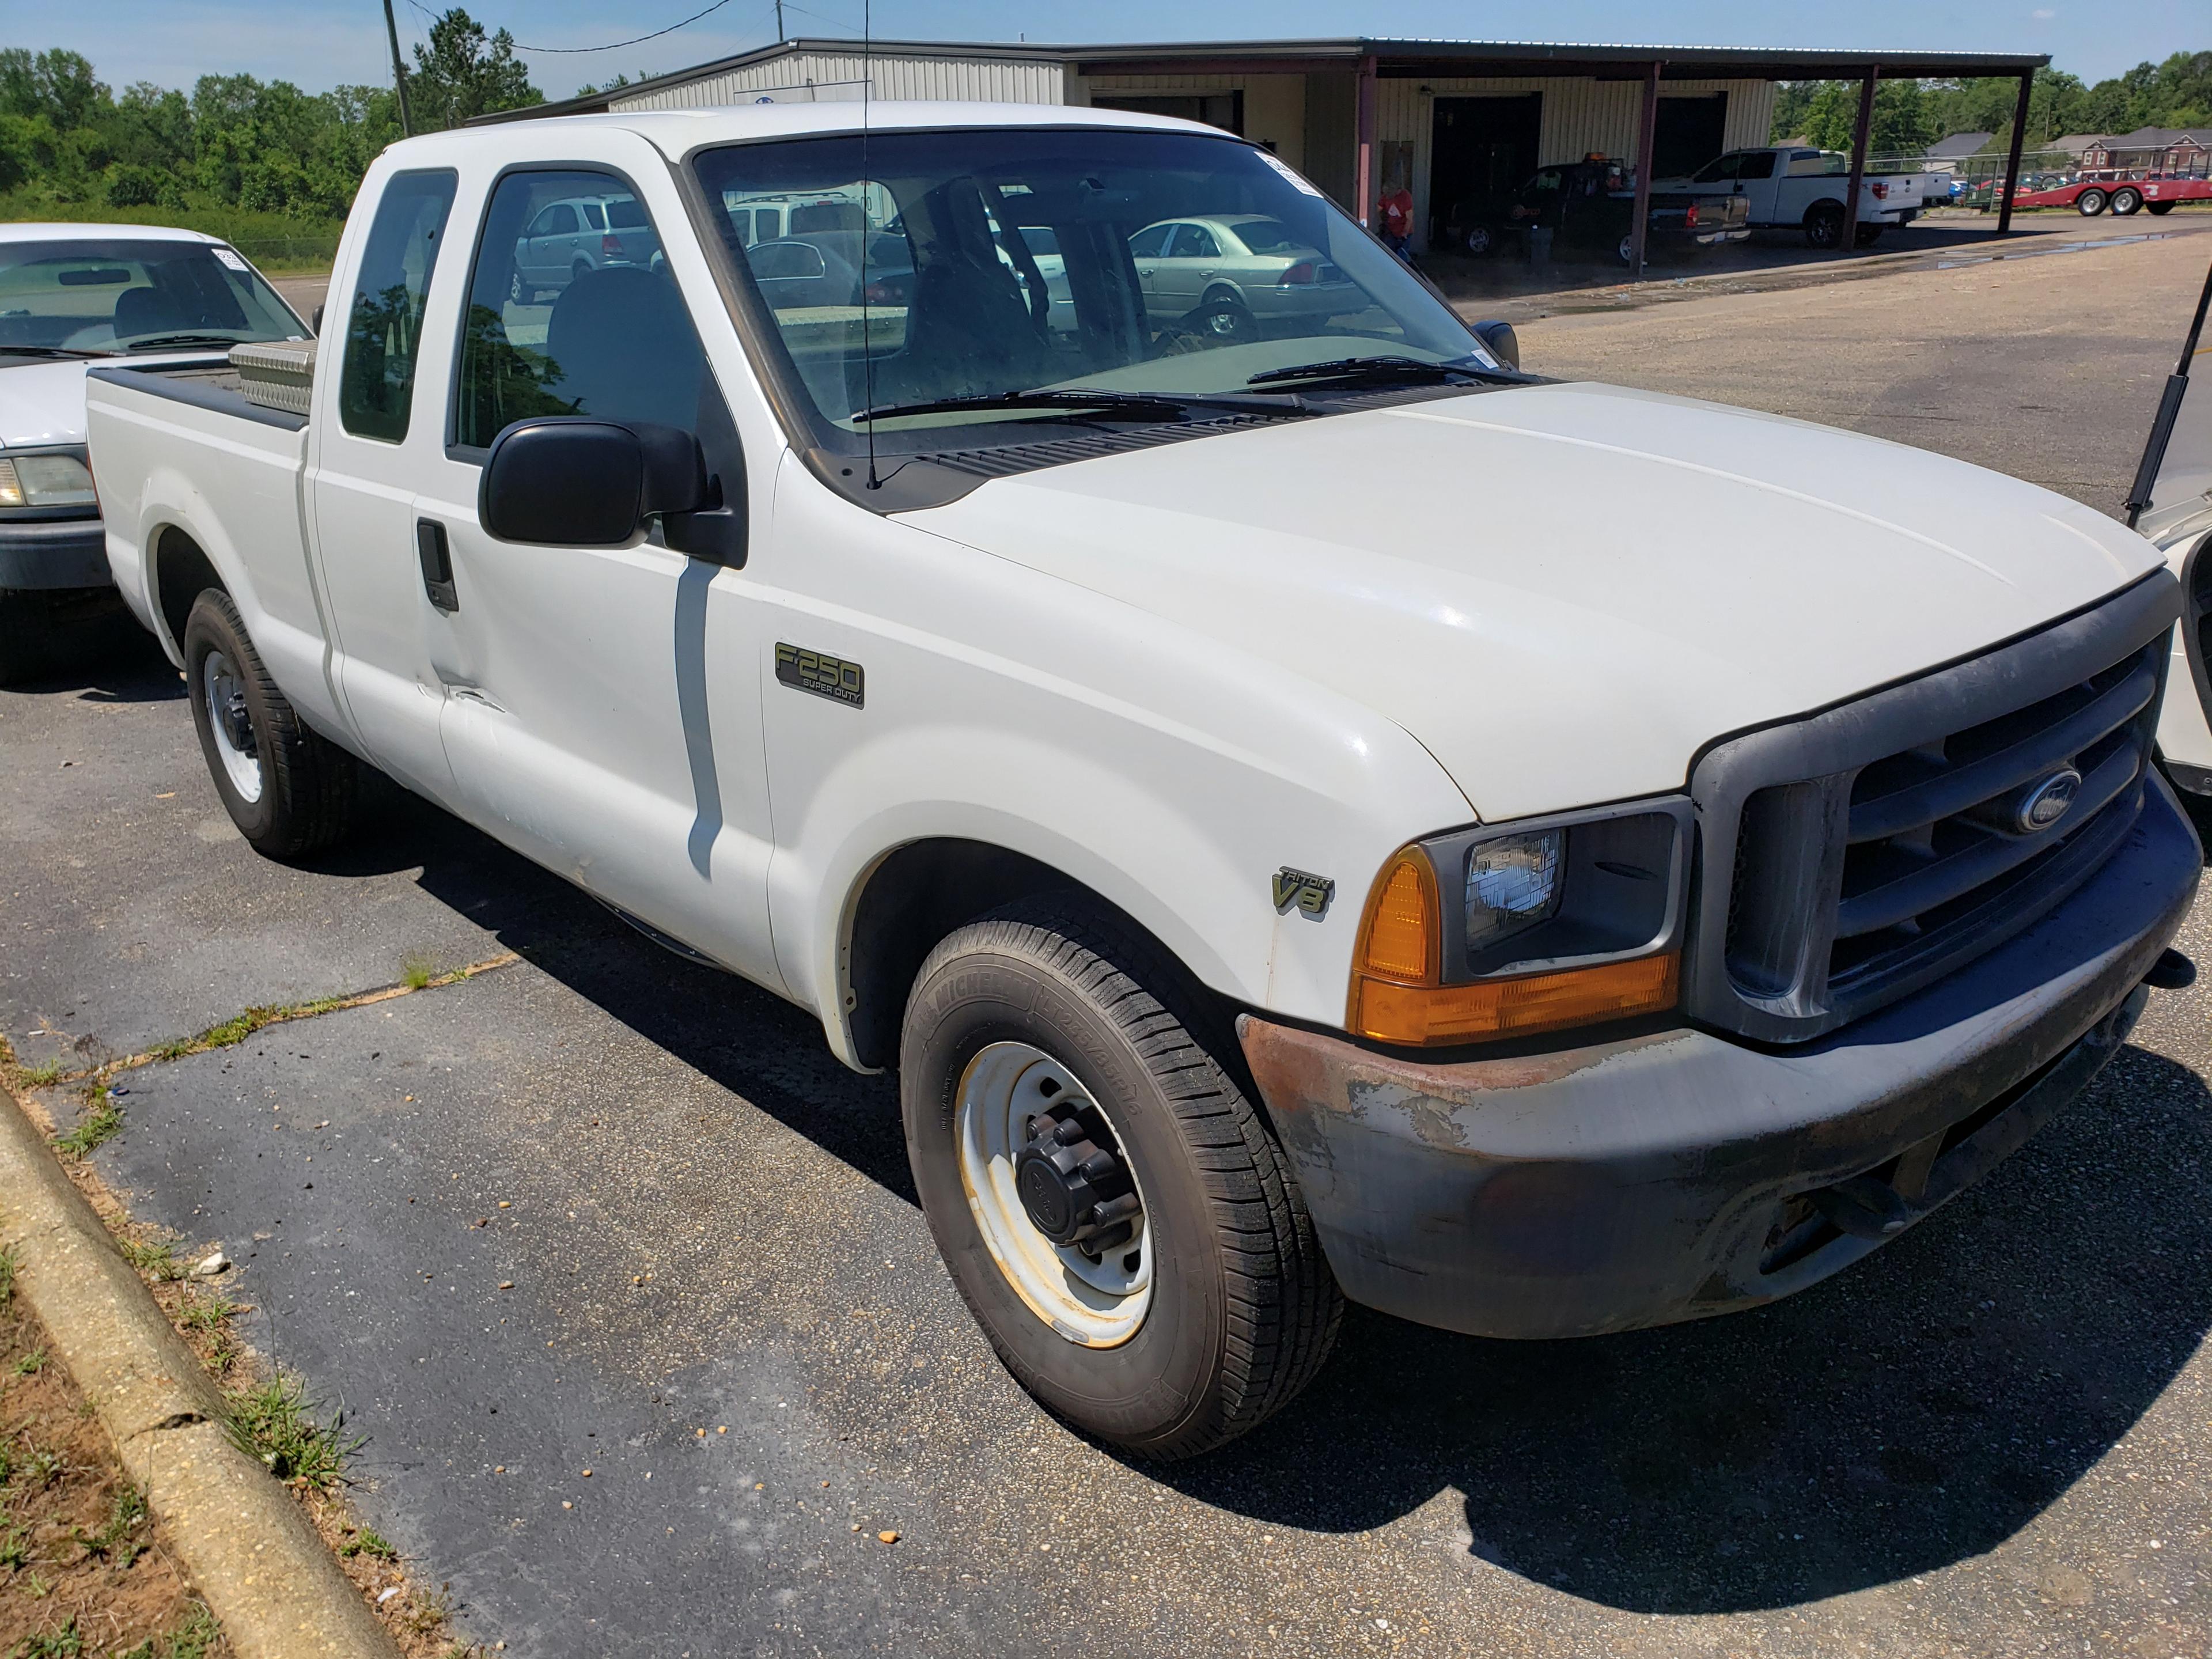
[2017,768,2082,833]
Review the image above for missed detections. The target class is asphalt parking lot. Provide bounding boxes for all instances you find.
[11,230,2212,1656]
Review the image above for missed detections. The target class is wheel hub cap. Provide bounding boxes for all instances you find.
[1014,1102,1142,1252]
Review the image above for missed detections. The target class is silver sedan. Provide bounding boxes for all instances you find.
[1126,214,1357,341]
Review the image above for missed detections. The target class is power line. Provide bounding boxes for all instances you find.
[510,0,744,54]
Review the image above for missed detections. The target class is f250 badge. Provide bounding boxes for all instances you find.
[775,643,863,709]
[1273,867,1335,918]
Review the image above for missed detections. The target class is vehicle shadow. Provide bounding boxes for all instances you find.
[9,628,178,703]
[1155,1044,2212,1612]
[319,785,2208,1612]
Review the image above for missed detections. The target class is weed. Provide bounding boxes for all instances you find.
[0,1520,28,1571]
[339,1526,397,1560]
[165,1605,221,1659]
[12,1348,44,1378]
[176,1287,234,1335]
[20,1058,63,1088]
[21,1568,50,1596]
[117,1237,185,1283]
[0,1243,17,1305]
[401,952,439,991]
[147,998,347,1063]
[12,1615,82,1656]
[15,1444,65,1490]
[51,1089,120,1159]
[403,1584,453,1634]
[74,1483,148,1567]
[0,1442,12,1484]
[224,1373,361,1491]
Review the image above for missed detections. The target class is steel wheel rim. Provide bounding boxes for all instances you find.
[957,1041,1153,1349]
[202,649,263,804]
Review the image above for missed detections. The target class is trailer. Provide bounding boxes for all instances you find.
[2006,171,2212,217]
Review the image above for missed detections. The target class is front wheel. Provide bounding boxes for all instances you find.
[1195,292,1258,344]
[900,899,1341,1459]
[1461,224,1493,256]
[183,590,358,859]
[2076,187,2109,216]
[2111,187,2143,216]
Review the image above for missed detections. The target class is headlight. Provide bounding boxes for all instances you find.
[1350,801,1692,1047]
[0,450,97,512]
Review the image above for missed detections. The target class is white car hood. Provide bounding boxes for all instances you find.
[905,380,2161,823]
[2,350,240,449]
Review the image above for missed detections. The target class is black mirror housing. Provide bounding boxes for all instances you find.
[479,418,730,553]
[1474,319,1520,371]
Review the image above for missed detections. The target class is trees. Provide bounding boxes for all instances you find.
[1771,54,2210,156]
[0,11,541,223]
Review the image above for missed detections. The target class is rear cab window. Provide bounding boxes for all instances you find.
[338,169,459,442]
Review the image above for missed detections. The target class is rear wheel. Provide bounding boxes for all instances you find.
[1617,233,1637,266]
[900,897,1341,1459]
[570,257,591,287]
[1196,291,1258,344]
[183,590,358,859]
[2111,187,2144,216]
[1805,203,1844,248]
[507,264,526,304]
[1461,224,1493,256]
[2076,187,2109,216]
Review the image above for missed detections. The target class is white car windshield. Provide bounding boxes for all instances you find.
[0,238,305,355]
[692,126,1498,453]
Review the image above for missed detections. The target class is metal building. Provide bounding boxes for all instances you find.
[488,36,2052,264]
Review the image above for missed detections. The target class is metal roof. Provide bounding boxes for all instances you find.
[487,35,2050,123]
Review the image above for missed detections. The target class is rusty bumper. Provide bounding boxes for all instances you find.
[1239,773,2202,1340]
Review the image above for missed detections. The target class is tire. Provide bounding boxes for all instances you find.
[1461,224,1493,256]
[1854,223,1884,247]
[571,257,592,287]
[2076,188,2108,217]
[1617,233,1637,266]
[1805,203,1844,248]
[182,590,358,859]
[1195,291,1258,344]
[2147,200,2177,215]
[900,897,1342,1459]
[2111,187,2143,216]
[507,264,525,304]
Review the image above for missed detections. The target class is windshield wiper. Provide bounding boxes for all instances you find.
[124,334,244,352]
[1245,354,1517,390]
[0,344,115,360]
[852,387,1294,424]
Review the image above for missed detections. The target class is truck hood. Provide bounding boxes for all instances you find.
[2,350,236,449]
[904,380,2161,823]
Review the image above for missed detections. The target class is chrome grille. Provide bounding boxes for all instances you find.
[1685,575,2180,1043]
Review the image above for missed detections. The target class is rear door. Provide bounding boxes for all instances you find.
[412,155,778,980]
[1153,222,1221,315]
[306,166,463,799]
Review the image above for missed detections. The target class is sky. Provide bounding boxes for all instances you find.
[5,0,2205,103]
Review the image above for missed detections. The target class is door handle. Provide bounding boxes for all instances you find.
[416,518,458,613]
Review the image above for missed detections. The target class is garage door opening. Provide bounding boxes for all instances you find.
[1653,93,1729,180]
[1430,94,1541,244]
[1090,92,1244,135]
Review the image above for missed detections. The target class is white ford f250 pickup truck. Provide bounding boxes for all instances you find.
[1654,146,1940,247]
[84,104,2202,1459]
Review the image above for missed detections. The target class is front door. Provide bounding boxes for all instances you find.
[308,166,461,800]
[414,161,778,980]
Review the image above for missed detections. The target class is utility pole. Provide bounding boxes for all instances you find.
[382,0,415,135]
[775,0,785,40]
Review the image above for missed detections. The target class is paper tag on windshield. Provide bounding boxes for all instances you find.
[1255,150,1323,197]
[211,247,248,271]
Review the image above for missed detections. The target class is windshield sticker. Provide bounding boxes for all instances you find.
[211,247,249,271]
[1255,150,1323,197]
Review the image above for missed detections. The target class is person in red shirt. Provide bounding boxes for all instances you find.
[1378,183,1415,261]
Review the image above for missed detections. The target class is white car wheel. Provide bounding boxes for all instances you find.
[202,647,264,805]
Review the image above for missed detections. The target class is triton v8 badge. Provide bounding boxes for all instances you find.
[775,643,864,708]
[1272,868,1335,918]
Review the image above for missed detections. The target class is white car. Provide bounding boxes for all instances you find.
[1655,146,1939,247]
[0,222,308,682]
[1126,213,1355,340]
[83,104,2200,1459]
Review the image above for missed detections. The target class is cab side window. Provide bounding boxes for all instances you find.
[338,169,457,442]
[454,169,725,450]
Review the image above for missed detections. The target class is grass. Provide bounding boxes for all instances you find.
[12,1616,85,1657]
[74,1483,149,1568]
[145,997,347,1065]
[14,1347,45,1378]
[0,1242,17,1306]
[20,1059,64,1088]
[224,1372,361,1491]
[0,1518,28,1571]
[339,1526,397,1561]
[400,953,440,992]
[116,1237,185,1283]
[51,1089,121,1160]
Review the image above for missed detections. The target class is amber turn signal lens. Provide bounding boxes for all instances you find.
[1354,953,1680,1047]
[1358,852,1438,983]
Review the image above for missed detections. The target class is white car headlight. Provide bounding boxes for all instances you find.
[1465,829,1563,955]
[0,450,97,511]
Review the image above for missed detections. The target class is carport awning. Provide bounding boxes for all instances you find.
[1067,38,2050,80]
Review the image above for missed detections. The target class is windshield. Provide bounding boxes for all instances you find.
[691,126,1493,454]
[0,238,305,354]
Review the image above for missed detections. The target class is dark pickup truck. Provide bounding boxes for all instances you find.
[1442,160,1750,265]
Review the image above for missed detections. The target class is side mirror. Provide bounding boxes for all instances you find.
[480,418,744,566]
[1474,319,1520,370]
[310,302,324,335]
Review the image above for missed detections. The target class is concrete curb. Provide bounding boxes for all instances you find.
[0,1089,402,1659]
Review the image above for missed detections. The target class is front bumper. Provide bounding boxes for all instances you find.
[0,517,112,592]
[1240,771,2201,1340]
